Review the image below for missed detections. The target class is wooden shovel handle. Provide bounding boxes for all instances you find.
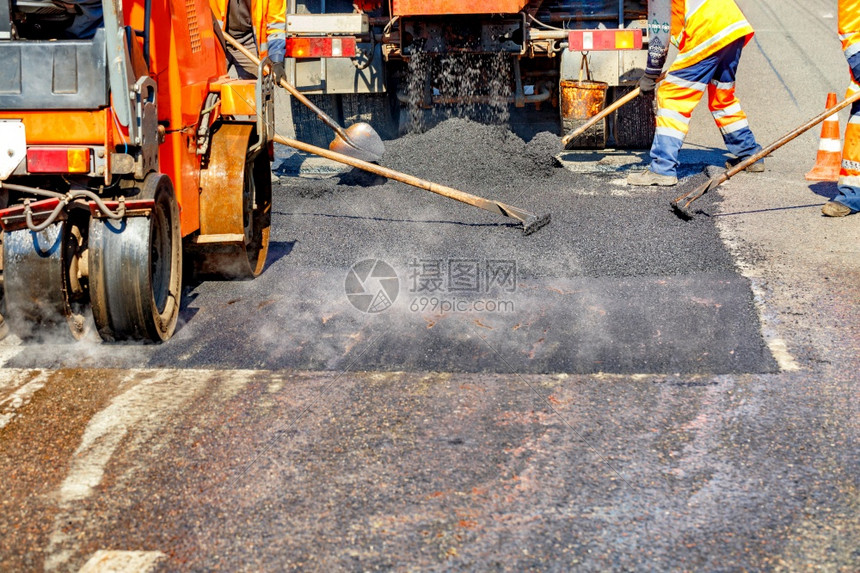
[673,87,860,210]
[273,134,537,223]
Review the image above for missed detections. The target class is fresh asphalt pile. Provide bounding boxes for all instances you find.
[274,117,733,278]
[2,118,776,375]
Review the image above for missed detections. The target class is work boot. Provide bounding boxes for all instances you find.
[725,156,765,172]
[821,200,854,217]
[626,169,678,186]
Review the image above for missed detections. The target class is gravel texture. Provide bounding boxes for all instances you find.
[276,117,737,279]
[1,118,775,375]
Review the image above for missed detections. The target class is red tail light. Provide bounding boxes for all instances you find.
[27,147,91,174]
[567,29,643,51]
[286,37,357,58]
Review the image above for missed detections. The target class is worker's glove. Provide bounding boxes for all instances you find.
[270,62,286,86]
[638,71,661,93]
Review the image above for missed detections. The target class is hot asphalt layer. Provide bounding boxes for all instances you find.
[0,119,776,375]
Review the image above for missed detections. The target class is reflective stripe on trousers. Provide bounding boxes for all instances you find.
[650,37,761,177]
[835,80,860,211]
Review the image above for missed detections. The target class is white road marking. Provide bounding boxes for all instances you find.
[715,220,801,373]
[0,371,51,430]
[78,550,165,573]
[44,370,257,571]
[767,338,801,372]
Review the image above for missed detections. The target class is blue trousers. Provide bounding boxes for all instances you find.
[833,51,860,212]
[650,38,761,177]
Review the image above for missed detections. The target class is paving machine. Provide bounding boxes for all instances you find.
[0,0,275,341]
[284,0,669,148]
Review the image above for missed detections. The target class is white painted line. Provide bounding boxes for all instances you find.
[0,371,50,430]
[78,550,165,573]
[767,338,801,372]
[45,370,256,571]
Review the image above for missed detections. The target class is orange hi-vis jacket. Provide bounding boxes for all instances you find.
[840,0,860,76]
[210,0,287,61]
[668,0,754,72]
[839,0,860,192]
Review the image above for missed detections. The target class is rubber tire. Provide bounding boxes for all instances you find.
[611,86,657,149]
[244,151,272,277]
[289,93,341,149]
[341,92,400,141]
[89,173,182,342]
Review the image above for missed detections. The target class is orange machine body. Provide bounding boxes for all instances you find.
[0,0,229,237]
[127,0,227,236]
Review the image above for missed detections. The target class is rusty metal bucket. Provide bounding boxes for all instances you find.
[560,78,608,149]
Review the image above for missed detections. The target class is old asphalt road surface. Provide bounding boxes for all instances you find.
[1,1,858,571]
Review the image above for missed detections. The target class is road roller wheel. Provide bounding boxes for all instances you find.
[2,219,90,341]
[89,173,182,342]
[233,151,271,278]
[195,124,272,280]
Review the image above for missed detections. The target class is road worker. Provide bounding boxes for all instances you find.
[210,0,287,84]
[823,0,860,217]
[628,0,763,186]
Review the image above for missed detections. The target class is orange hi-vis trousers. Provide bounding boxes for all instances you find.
[649,37,761,177]
[837,82,860,212]
[835,0,860,211]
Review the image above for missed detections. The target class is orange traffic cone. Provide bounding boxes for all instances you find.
[805,92,842,181]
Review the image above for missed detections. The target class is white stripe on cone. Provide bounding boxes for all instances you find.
[819,139,843,153]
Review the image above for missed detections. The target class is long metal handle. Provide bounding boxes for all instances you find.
[673,88,860,210]
[222,33,353,143]
[273,133,537,222]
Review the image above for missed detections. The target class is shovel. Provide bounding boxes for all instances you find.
[223,34,385,163]
[671,89,860,219]
[273,133,551,235]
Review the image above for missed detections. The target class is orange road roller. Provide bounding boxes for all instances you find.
[0,0,275,341]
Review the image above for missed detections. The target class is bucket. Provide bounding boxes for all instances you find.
[560,79,608,148]
[560,54,609,148]
[560,79,608,121]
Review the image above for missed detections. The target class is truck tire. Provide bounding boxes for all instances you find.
[611,86,657,149]
[341,92,400,141]
[289,94,341,149]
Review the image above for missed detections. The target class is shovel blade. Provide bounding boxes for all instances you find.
[329,122,385,163]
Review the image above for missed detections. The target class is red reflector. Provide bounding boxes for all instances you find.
[567,29,643,51]
[286,37,357,58]
[27,147,91,173]
[0,198,62,231]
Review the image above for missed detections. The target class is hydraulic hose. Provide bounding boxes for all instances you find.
[0,182,127,232]
[24,199,68,233]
